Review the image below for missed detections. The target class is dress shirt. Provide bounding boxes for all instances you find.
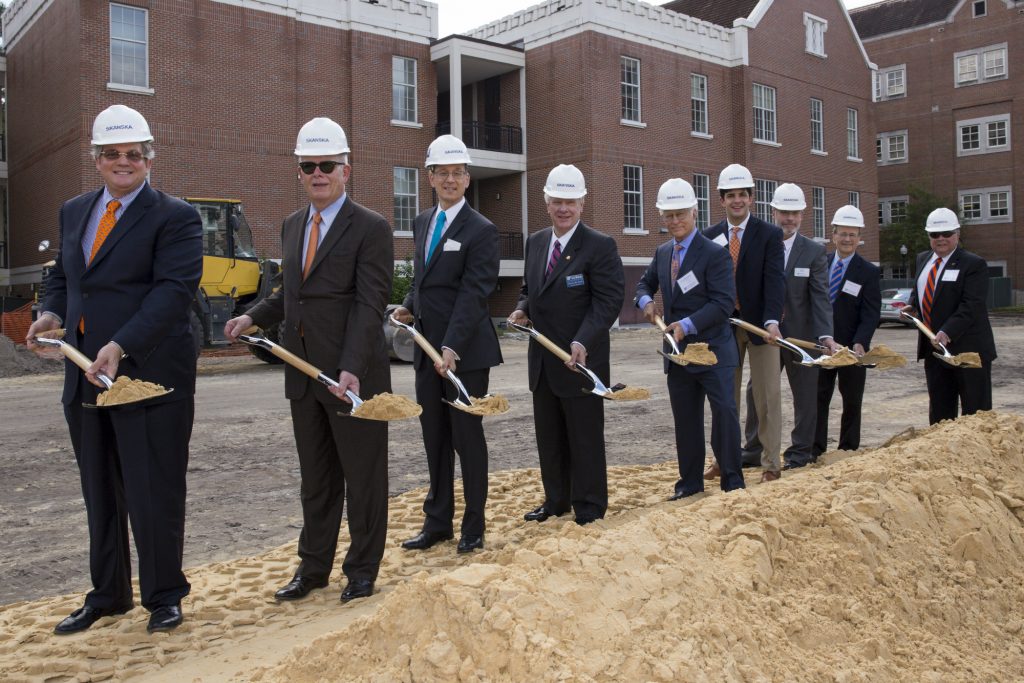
[81,182,148,263]
[637,229,699,336]
[916,248,955,311]
[783,233,796,269]
[425,197,467,252]
[301,193,347,268]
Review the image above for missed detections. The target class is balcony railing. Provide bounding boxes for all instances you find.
[498,231,523,260]
[436,121,522,155]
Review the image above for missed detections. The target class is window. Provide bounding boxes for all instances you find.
[810,99,824,153]
[694,173,710,230]
[392,56,418,123]
[753,83,777,144]
[877,130,907,164]
[955,44,1007,86]
[959,186,1012,224]
[848,191,860,209]
[957,114,1011,156]
[393,167,418,234]
[973,1,987,18]
[879,196,909,225]
[109,4,148,89]
[623,165,644,231]
[691,74,708,136]
[875,65,906,101]
[754,179,777,222]
[812,187,825,239]
[847,108,860,159]
[804,13,827,57]
[621,57,641,124]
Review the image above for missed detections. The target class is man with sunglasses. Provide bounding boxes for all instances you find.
[392,135,501,555]
[903,208,996,424]
[225,117,393,603]
[26,105,203,634]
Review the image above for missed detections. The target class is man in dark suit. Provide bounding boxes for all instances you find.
[507,164,624,525]
[27,105,203,634]
[813,205,881,457]
[225,117,392,603]
[904,208,996,424]
[743,184,836,470]
[393,135,501,554]
[635,179,745,498]
[703,164,786,483]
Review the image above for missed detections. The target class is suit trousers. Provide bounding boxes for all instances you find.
[924,356,992,425]
[65,370,193,612]
[743,351,819,467]
[290,384,388,583]
[667,363,745,495]
[814,364,866,455]
[531,369,607,522]
[415,366,489,536]
[732,329,782,471]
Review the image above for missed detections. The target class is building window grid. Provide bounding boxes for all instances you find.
[694,173,710,230]
[804,13,827,57]
[623,165,643,230]
[877,131,907,164]
[875,66,906,101]
[110,4,148,88]
[974,0,987,17]
[878,197,909,226]
[955,44,1007,86]
[959,187,1012,224]
[957,115,1010,155]
[848,191,860,209]
[691,74,708,135]
[393,167,418,232]
[812,186,825,239]
[392,56,417,123]
[847,108,859,158]
[753,83,777,143]
[754,179,777,222]
[621,57,641,123]
[810,98,824,152]
[983,48,1005,79]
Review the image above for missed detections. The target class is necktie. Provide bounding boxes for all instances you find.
[79,199,122,333]
[302,212,322,280]
[545,239,562,278]
[426,210,446,263]
[729,226,741,272]
[829,258,843,304]
[670,243,683,285]
[922,257,942,328]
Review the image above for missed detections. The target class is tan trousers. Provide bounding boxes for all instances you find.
[733,328,782,472]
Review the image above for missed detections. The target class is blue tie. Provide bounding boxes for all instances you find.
[829,258,843,303]
[426,210,446,263]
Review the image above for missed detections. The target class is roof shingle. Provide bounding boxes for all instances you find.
[660,0,761,28]
[849,0,961,40]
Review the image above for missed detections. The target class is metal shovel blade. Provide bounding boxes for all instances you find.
[507,320,615,398]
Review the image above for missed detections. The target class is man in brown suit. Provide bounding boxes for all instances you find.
[225,117,392,602]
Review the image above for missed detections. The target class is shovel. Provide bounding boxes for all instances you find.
[899,311,982,368]
[783,336,862,368]
[728,318,817,366]
[653,316,717,366]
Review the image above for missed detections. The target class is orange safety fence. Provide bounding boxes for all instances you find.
[1,302,34,345]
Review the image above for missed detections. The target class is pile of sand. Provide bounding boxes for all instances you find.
[0,334,58,378]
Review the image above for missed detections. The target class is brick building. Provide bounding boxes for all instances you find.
[851,0,1024,295]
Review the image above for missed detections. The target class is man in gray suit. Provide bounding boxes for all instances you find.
[742,184,836,470]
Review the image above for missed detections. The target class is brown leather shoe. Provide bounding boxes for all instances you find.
[703,463,721,480]
[759,470,781,483]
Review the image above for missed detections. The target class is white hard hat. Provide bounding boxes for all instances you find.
[543,164,587,199]
[656,178,697,210]
[770,183,807,211]
[925,207,960,232]
[91,105,153,146]
[294,117,350,156]
[717,163,754,191]
[831,205,865,228]
[425,134,472,167]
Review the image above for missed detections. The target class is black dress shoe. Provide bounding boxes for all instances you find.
[524,505,561,522]
[340,578,374,602]
[274,575,328,601]
[668,489,699,501]
[147,604,183,633]
[54,604,132,635]
[401,530,454,550]
[456,534,484,554]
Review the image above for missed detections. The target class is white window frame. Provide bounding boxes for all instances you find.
[694,173,710,230]
[108,3,152,94]
[691,74,709,137]
[392,56,419,125]
[876,130,908,165]
[620,56,643,126]
[754,179,777,222]
[623,164,646,233]
[959,186,1012,224]
[847,108,860,161]
[392,167,418,236]
[955,43,1007,86]
[973,0,987,18]
[957,114,1011,156]
[874,65,906,101]
[803,13,827,58]
[752,83,778,145]
[812,186,825,239]
[878,196,909,226]
[848,191,860,209]
[810,98,825,154]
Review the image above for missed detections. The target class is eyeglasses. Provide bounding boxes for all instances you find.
[834,232,860,240]
[431,170,467,180]
[298,161,343,175]
[929,231,956,239]
[100,150,146,162]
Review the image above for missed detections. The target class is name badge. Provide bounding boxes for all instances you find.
[565,273,585,288]
[842,280,862,297]
[941,269,959,282]
[712,233,728,247]
[794,267,810,278]
[677,271,699,293]
[443,239,461,252]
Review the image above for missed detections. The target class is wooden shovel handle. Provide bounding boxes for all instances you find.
[904,313,938,341]
[408,329,445,366]
[654,315,669,332]
[784,337,820,351]
[59,343,96,374]
[530,328,573,363]
[241,327,324,381]
[730,318,772,341]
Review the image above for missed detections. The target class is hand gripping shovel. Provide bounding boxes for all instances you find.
[899,311,982,368]
[507,321,649,401]
[653,315,717,366]
[784,337,907,370]
[782,336,860,368]
[387,316,509,416]
[237,327,421,420]
[728,318,817,367]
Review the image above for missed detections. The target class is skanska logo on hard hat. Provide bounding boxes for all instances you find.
[729,174,745,182]
[106,124,134,131]
[667,194,685,200]
[306,137,331,143]
[444,148,462,155]
[556,182,576,188]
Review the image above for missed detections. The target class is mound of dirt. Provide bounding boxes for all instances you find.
[0,335,59,378]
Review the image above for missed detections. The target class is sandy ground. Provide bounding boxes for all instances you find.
[1,321,1023,681]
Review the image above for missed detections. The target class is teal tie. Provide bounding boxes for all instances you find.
[426,210,446,263]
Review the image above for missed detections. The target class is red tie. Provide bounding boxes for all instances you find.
[303,212,322,280]
[79,199,122,333]
[922,257,942,328]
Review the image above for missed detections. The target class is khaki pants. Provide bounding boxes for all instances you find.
[733,328,782,472]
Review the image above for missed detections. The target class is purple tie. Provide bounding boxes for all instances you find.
[546,240,562,278]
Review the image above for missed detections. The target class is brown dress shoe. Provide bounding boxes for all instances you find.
[703,463,721,480]
[760,470,781,483]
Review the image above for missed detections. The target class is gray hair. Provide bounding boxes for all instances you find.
[91,141,155,160]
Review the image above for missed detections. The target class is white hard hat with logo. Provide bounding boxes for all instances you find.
[925,207,960,232]
[770,183,807,211]
[717,163,754,191]
[91,105,153,146]
[831,205,865,228]
[425,134,472,167]
[543,164,587,199]
[294,117,350,156]
[656,178,697,210]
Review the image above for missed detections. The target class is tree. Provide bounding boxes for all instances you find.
[390,259,414,305]
[878,185,962,275]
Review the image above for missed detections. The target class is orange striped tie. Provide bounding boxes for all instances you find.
[303,212,322,280]
[729,226,741,310]
[79,199,122,333]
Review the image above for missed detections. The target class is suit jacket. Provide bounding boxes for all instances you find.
[402,204,502,373]
[907,247,996,362]
[516,222,624,397]
[44,183,203,405]
[781,233,832,341]
[634,232,738,373]
[248,198,393,400]
[704,215,785,345]
[827,252,880,350]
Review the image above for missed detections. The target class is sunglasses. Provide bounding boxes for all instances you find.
[929,231,956,239]
[100,150,146,162]
[298,161,343,175]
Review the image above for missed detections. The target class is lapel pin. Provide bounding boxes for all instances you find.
[566,255,572,261]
